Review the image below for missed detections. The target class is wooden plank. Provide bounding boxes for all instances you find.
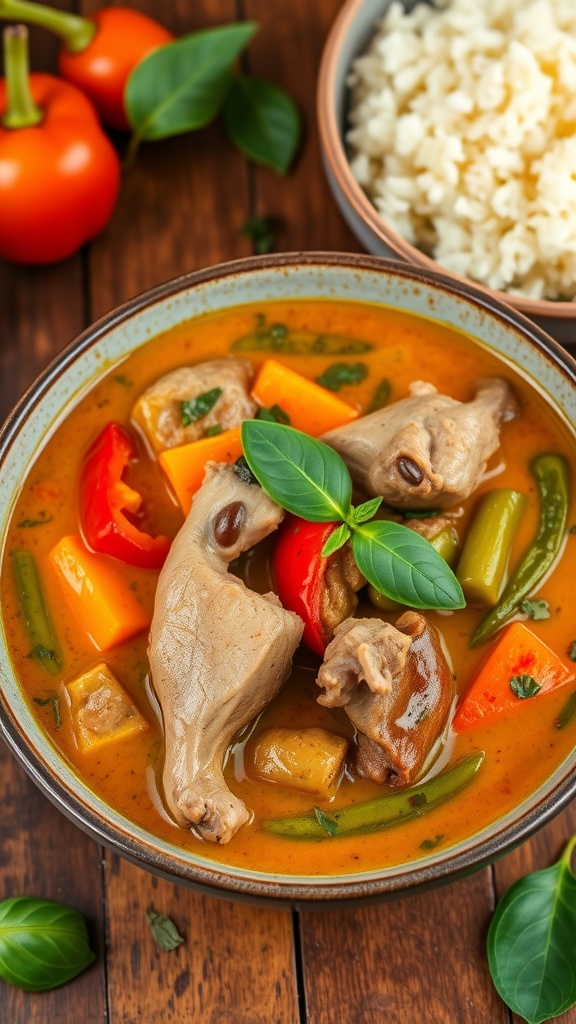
[77,3,299,1020]
[300,873,508,1024]
[0,10,107,1019]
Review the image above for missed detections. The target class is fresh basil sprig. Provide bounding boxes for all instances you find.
[241,421,465,611]
[488,835,576,1023]
[0,897,95,991]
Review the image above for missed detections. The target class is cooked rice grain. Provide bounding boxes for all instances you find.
[347,0,576,299]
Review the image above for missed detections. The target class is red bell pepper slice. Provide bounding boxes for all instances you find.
[273,516,338,657]
[80,422,171,569]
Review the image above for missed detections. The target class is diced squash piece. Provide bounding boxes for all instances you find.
[453,622,574,732]
[251,360,359,436]
[159,426,243,514]
[49,535,151,651]
[67,662,147,753]
[248,727,348,796]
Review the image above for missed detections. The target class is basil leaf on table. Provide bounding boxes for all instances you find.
[487,835,576,1024]
[0,897,95,991]
[223,73,300,174]
[241,420,352,522]
[146,910,184,952]
[125,24,257,145]
[351,520,465,610]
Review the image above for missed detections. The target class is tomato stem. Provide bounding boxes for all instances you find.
[2,25,43,130]
[0,0,96,53]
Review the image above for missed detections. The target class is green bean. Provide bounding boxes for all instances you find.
[13,550,61,675]
[263,752,484,840]
[555,690,576,730]
[457,489,526,606]
[472,455,569,646]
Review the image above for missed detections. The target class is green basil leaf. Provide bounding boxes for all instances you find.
[146,910,184,952]
[351,520,465,610]
[0,897,95,991]
[223,73,300,174]
[314,806,338,837]
[241,421,352,522]
[256,403,290,425]
[315,362,368,392]
[125,24,257,143]
[510,674,541,699]
[350,497,383,525]
[321,523,350,558]
[181,387,222,426]
[520,599,550,621]
[487,836,576,1024]
[368,378,391,412]
[241,215,276,254]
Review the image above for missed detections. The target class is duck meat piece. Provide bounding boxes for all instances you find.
[322,377,517,508]
[316,612,454,787]
[132,358,257,454]
[149,462,303,843]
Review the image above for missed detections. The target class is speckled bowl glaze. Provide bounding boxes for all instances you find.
[317,0,576,348]
[0,253,574,907]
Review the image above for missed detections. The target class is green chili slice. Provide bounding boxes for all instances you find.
[263,752,484,840]
[472,455,569,646]
[13,549,61,675]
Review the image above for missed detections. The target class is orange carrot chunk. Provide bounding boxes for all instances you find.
[49,535,150,651]
[158,426,243,515]
[251,359,359,436]
[453,621,574,732]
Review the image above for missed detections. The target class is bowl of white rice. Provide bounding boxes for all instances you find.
[318,0,576,346]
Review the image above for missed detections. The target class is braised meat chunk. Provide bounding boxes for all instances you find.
[316,612,454,787]
[322,377,517,508]
[132,358,257,453]
[149,462,303,843]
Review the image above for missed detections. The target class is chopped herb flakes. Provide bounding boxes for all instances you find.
[33,692,61,728]
[181,387,222,427]
[17,515,53,528]
[204,424,223,437]
[113,374,133,387]
[520,598,550,621]
[315,362,368,392]
[419,834,444,851]
[510,674,541,699]
[408,792,427,809]
[232,456,258,486]
[568,641,576,662]
[555,690,576,730]
[146,910,184,952]
[314,806,338,837]
[256,403,290,425]
[368,378,391,412]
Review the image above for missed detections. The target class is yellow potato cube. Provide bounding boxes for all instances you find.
[248,727,348,797]
[67,662,148,754]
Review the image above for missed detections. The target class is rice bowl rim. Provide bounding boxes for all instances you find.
[317,0,576,320]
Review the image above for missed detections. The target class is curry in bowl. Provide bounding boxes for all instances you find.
[2,296,575,879]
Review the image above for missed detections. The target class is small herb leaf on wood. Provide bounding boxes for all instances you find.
[241,215,276,254]
[146,910,184,952]
[487,835,576,1024]
[352,520,465,610]
[223,73,300,174]
[241,421,352,522]
[0,897,95,991]
[125,24,257,144]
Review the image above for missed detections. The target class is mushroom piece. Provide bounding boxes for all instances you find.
[149,462,303,843]
[322,377,517,508]
[316,612,454,787]
[132,358,257,454]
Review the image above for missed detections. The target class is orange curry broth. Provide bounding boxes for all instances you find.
[1,299,575,876]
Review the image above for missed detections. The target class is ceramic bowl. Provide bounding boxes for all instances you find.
[317,0,576,348]
[0,252,574,907]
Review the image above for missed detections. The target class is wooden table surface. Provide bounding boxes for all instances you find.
[1,2,575,1021]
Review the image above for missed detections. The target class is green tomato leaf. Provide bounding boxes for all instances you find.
[350,497,383,525]
[321,523,350,557]
[223,73,300,174]
[351,520,465,610]
[0,897,95,991]
[487,836,576,1024]
[125,24,257,143]
[241,421,352,522]
[315,363,368,392]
